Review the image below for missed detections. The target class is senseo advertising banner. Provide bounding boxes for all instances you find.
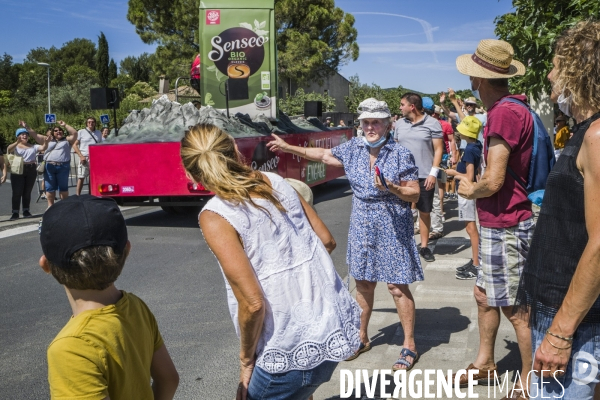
[199,0,277,120]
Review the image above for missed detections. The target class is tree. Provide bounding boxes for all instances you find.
[127,81,157,99]
[275,0,359,84]
[108,59,118,82]
[57,38,97,69]
[63,65,99,86]
[127,0,198,81]
[120,53,153,83]
[96,32,110,87]
[126,0,359,84]
[495,0,600,100]
[0,53,20,92]
[111,74,136,97]
[279,88,336,115]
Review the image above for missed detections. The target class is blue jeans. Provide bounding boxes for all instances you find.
[44,162,70,193]
[530,313,600,399]
[247,361,338,400]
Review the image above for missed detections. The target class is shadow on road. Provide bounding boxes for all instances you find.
[369,307,471,356]
[313,178,352,205]
[125,209,200,229]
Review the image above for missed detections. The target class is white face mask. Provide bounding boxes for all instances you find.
[470,77,482,101]
[557,93,572,117]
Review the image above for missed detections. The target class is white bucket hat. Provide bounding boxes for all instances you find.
[357,98,391,120]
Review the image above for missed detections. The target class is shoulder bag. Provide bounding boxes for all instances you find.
[7,152,24,175]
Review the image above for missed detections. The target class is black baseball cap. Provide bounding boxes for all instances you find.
[40,195,128,268]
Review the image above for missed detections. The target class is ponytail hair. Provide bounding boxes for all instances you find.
[180,124,286,214]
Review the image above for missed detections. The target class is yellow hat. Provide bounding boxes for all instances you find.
[456,116,482,139]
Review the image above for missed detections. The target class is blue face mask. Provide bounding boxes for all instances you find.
[362,133,388,148]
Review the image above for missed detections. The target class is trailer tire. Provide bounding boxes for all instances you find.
[160,206,177,214]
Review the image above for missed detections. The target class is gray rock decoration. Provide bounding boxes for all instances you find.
[103,95,330,144]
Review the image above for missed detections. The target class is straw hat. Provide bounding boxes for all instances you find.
[456,39,525,79]
[434,105,443,115]
[456,116,482,139]
[464,97,478,105]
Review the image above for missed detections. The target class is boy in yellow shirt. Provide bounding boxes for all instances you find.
[39,195,179,399]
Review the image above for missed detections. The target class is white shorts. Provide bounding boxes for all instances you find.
[77,161,89,178]
[458,196,477,221]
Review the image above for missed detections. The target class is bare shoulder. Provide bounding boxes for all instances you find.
[199,209,228,230]
[584,119,600,142]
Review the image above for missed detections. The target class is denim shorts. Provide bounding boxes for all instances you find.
[247,360,338,400]
[529,312,600,399]
[44,162,70,193]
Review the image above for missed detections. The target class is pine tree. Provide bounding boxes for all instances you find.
[96,32,109,87]
[108,58,117,82]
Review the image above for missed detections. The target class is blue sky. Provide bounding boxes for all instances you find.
[0,0,515,94]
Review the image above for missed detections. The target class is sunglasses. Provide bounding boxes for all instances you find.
[54,130,64,133]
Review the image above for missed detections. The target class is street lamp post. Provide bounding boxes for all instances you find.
[37,62,51,114]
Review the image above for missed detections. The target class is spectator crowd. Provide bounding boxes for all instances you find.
[2,20,597,400]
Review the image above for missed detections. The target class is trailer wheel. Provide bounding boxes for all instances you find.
[160,206,176,214]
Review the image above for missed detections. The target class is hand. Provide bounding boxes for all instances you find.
[0,174,5,184]
[445,169,457,177]
[19,120,27,128]
[448,88,456,101]
[236,360,255,400]
[374,173,392,192]
[533,333,572,379]
[457,179,475,199]
[424,175,436,191]
[58,120,66,127]
[439,92,446,103]
[80,156,88,165]
[44,135,52,143]
[457,98,464,109]
[267,134,289,152]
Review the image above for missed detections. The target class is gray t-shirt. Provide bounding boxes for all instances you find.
[394,114,442,179]
[45,140,72,163]
[77,129,102,156]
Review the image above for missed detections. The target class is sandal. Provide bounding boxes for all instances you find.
[429,232,444,240]
[392,348,419,371]
[345,342,371,361]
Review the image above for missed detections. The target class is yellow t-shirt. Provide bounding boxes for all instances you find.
[554,126,570,149]
[47,291,164,400]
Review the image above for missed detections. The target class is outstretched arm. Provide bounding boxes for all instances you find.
[439,92,458,123]
[58,121,79,145]
[267,134,343,168]
[19,120,45,145]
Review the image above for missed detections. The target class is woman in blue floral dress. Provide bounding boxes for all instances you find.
[268,98,424,371]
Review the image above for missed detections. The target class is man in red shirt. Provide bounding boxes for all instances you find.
[453,40,534,399]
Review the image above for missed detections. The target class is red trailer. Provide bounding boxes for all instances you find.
[89,129,351,212]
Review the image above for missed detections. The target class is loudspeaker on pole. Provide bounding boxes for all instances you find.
[90,88,120,110]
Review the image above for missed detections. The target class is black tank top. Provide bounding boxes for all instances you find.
[515,112,600,325]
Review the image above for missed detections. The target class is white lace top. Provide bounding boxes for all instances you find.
[201,172,361,373]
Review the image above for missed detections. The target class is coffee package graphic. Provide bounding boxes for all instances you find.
[200,0,277,120]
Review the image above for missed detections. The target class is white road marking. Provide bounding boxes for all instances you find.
[0,225,38,239]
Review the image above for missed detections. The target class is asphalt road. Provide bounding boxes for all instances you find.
[0,177,353,399]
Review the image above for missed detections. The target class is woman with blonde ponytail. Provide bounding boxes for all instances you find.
[181,124,361,400]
